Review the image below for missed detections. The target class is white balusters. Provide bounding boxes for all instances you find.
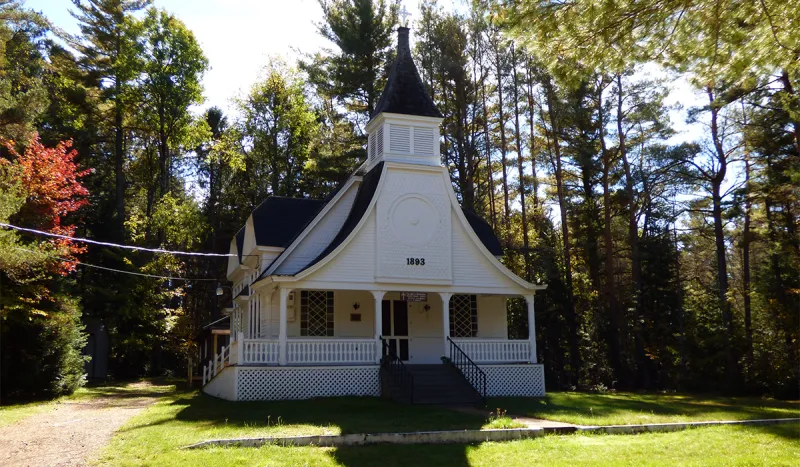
[287,339,376,365]
[451,339,531,363]
[241,339,279,364]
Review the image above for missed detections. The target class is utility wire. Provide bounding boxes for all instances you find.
[0,222,234,257]
[9,245,220,282]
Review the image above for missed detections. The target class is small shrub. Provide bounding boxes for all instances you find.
[484,408,526,430]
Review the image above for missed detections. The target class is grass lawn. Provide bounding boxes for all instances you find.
[491,392,800,426]
[95,385,800,466]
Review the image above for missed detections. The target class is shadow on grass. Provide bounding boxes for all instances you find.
[331,443,472,467]
[162,393,486,437]
[490,392,799,438]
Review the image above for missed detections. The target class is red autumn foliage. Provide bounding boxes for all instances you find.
[4,134,91,274]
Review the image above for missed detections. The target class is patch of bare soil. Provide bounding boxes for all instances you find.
[0,382,163,467]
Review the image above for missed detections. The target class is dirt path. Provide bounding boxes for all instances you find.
[0,382,164,467]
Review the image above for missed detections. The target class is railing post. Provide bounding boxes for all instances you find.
[439,293,452,359]
[525,294,537,363]
[278,287,290,365]
[371,291,385,363]
[202,365,207,385]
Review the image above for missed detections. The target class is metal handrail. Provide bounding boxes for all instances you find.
[446,336,487,404]
[379,337,414,403]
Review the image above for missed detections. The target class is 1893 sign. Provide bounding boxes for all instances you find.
[406,257,426,265]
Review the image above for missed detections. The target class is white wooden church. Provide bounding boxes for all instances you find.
[202,26,546,403]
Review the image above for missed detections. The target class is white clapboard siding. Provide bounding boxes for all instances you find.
[451,211,521,289]
[307,210,377,283]
[276,182,360,275]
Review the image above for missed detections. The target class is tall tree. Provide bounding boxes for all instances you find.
[315,0,398,128]
[235,60,318,203]
[138,7,207,200]
[70,0,151,241]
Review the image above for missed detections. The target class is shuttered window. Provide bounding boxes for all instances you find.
[412,126,434,157]
[390,124,411,153]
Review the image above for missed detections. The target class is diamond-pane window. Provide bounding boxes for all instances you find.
[300,291,334,337]
[449,294,477,338]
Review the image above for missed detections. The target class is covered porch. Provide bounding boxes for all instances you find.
[222,287,538,368]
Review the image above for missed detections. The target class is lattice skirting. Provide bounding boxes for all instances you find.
[480,364,545,397]
[236,366,380,401]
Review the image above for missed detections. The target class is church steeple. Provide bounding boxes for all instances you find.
[371,27,442,120]
[366,27,443,168]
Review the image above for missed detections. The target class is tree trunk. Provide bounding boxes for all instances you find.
[114,81,125,241]
[598,81,624,386]
[481,79,497,230]
[617,74,646,387]
[525,58,539,220]
[544,78,581,385]
[708,88,738,388]
[779,70,800,157]
[495,52,511,246]
[742,116,753,367]
[510,43,531,278]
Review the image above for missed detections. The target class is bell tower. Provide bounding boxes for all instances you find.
[366,26,444,169]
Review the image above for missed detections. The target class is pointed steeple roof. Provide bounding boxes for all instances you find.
[370,27,442,120]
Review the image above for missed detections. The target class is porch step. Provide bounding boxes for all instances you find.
[382,364,483,406]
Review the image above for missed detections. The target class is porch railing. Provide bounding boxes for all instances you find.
[450,339,531,363]
[380,337,414,403]
[242,339,279,364]
[446,337,486,404]
[237,338,376,365]
[202,344,230,385]
[288,339,376,365]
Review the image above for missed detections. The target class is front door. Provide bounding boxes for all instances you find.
[382,300,409,361]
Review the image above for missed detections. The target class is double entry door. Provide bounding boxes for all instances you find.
[382,300,409,361]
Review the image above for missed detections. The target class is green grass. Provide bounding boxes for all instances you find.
[0,399,55,427]
[490,392,800,426]
[96,386,800,466]
[99,402,800,467]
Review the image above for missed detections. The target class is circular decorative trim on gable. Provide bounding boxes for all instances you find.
[389,194,440,246]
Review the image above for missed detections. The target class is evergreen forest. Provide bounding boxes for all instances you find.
[0,0,797,400]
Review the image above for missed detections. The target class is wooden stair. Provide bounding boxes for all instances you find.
[382,364,483,406]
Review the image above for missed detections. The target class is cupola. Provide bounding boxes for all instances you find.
[366,26,443,168]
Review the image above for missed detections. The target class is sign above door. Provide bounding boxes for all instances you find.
[400,292,428,302]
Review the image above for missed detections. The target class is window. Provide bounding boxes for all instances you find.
[300,291,334,336]
[449,294,477,338]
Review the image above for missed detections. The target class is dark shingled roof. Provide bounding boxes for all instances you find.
[297,162,384,273]
[370,27,442,120]
[251,197,326,248]
[235,226,245,262]
[462,208,503,256]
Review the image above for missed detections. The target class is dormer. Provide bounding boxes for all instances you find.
[366,26,443,169]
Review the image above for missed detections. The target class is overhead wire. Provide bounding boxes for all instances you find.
[8,245,220,282]
[0,222,234,257]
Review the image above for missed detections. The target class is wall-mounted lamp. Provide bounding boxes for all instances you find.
[423,304,431,312]
[352,302,361,311]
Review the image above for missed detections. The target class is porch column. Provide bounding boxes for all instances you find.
[525,294,537,363]
[278,287,290,365]
[439,292,452,359]
[371,291,386,363]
